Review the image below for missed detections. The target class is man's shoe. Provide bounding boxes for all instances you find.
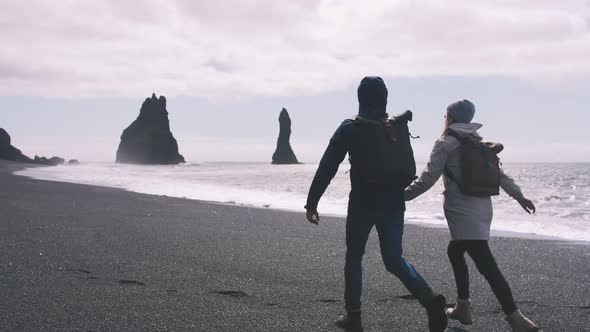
[335,312,363,332]
[419,288,448,332]
[505,310,540,332]
[446,298,473,325]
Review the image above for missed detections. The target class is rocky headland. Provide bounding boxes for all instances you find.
[0,128,65,166]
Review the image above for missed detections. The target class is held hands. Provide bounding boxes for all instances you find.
[306,209,320,225]
[518,198,536,214]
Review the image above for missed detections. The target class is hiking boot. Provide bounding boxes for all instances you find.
[419,288,448,332]
[446,298,473,325]
[505,310,540,332]
[335,312,363,332]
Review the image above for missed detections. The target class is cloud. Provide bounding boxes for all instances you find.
[205,58,238,73]
[0,0,589,98]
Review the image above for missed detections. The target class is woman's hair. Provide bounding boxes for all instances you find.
[444,114,454,128]
[441,114,454,136]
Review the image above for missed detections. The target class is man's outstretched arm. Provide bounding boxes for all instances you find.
[305,121,352,224]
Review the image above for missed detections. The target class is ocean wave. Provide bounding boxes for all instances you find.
[15,162,590,242]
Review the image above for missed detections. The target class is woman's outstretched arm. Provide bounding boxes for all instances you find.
[405,138,450,201]
[500,168,536,214]
[499,168,524,201]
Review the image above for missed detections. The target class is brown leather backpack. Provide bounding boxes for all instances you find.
[445,130,503,196]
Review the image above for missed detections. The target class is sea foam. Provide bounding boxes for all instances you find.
[15,162,590,242]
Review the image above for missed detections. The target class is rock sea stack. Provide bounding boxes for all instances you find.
[272,108,299,164]
[0,128,32,163]
[0,128,65,165]
[33,156,65,166]
[116,93,185,165]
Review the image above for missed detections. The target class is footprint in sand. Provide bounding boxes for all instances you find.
[213,290,249,298]
[377,295,458,308]
[397,294,417,300]
[119,279,145,286]
[63,268,99,280]
[65,268,93,274]
[319,299,341,303]
[376,295,418,305]
[76,276,100,280]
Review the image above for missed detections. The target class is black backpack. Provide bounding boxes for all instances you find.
[445,130,503,196]
[348,110,417,189]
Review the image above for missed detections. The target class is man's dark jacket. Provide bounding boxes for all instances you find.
[305,77,405,211]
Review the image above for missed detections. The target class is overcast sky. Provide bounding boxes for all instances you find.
[1,0,589,162]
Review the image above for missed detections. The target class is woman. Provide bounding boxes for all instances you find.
[404,100,539,332]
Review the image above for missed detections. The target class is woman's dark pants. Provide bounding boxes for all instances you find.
[447,240,518,315]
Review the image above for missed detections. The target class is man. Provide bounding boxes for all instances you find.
[305,77,447,332]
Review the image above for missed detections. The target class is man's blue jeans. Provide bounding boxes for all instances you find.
[344,207,429,312]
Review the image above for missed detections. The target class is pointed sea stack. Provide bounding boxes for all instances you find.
[272,108,299,164]
[116,93,185,165]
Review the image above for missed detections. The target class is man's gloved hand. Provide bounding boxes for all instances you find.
[306,209,320,225]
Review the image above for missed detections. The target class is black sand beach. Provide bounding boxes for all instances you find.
[1,161,589,331]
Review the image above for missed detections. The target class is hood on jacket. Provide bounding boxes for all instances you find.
[358,76,388,120]
[447,122,483,142]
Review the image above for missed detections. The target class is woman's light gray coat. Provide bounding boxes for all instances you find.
[404,123,525,240]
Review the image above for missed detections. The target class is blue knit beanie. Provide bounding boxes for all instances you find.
[447,100,475,124]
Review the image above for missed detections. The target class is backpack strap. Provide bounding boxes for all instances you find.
[442,129,463,187]
[444,166,462,187]
[351,115,388,126]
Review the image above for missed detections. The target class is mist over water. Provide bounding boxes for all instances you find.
[16,162,590,242]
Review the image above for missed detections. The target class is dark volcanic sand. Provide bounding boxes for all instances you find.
[0,161,589,331]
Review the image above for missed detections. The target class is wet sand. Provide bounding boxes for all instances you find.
[1,160,589,331]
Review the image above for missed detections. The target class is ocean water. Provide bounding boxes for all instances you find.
[15,162,590,242]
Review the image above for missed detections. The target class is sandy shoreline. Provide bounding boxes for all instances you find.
[13,162,586,244]
[1,160,589,331]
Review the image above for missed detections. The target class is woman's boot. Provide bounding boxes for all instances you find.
[505,310,539,332]
[445,298,473,325]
